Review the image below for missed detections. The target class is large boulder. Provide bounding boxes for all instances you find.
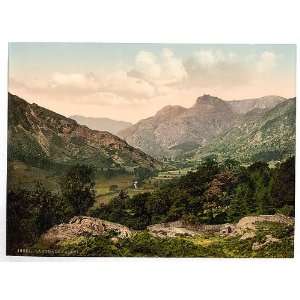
[146,214,294,239]
[235,214,294,239]
[40,216,132,246]
[147,220,235,238]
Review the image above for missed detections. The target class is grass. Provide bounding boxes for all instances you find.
[29,221,295,258]
[183,221,294,258]
[7,161,60,191]
[93,174,156,206]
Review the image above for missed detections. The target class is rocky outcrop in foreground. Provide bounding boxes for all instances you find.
[147,221,234,238]
[40,214,294,252]
[40,216,132,246]
[147,214,294,239]
[235,214,294,240]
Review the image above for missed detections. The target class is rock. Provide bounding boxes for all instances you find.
[147,214,294,240]
[110,237,119,244]
[219,224,236,236]
[147,221,236,238]
[40,216,132,246]
[252,235,281,251]
[119,95,237,158]
[147,221,200,238]
[236,214,294,235]
[235,214,294,241]
[240,231,256,240]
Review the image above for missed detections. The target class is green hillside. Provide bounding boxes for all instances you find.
[193,98,296,163]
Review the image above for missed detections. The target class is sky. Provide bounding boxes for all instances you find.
[8,43,296,123]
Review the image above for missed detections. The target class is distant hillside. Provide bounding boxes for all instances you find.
[120,94,292,160]
[228,95,286,114]
[119,95,237,158]
[8,93,161,173]
[70,115,132,135]
[193,98,296,162]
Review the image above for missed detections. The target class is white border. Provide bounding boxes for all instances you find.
[0,0,299,299]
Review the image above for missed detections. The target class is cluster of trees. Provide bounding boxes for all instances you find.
[7,164,96,254]
[91,157,295,230]
[134,167,158,183]
[7,156,295,255]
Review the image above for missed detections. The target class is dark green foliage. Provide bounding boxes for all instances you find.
[7,164,97,254]
[7,156,295,257]
[92,157,295,229]
[134,167,157,182]
[32,224,294,258]
[53,232,225,257]
[7,183,73,255]
[59,236,119,257]
[60,164,96,215]
[120,232,205,257]
[271,156,295,214]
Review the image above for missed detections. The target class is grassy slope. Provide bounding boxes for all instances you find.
[7,161,60,191]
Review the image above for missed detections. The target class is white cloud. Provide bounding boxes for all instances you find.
[256,51,277,73]
[102,70,157,99]
[183,49,278,88]
[9,48,283,112]
[130,48,187,85]
[50,72,99,93]
[10,69,158,105]
[134,51,161,79]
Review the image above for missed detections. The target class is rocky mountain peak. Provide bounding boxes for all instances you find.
[155,105,186,119]
[193,94,233,114]
[196,94,223,104]
[193,95,226,108]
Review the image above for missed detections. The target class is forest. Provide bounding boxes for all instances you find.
[91,157,295,229]
[7,156,295,256]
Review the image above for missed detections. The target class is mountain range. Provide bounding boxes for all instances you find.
[7,93,161,173]
[70,115,132,135]
[7,91,295,178]
[193,97,296,162]
[119,95,237,158]
[119,94,295,162]
[228,95,286,114]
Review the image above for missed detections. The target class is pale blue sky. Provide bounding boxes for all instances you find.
[8,43,296,122]
[9,43,296,75]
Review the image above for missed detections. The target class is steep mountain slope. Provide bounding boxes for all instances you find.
[193,98,296,162]
[228,95,286,114]
[70,115,132,135]
[119,95,238,158]
[8,93,161,172]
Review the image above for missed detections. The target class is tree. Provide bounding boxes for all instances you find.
[134,167,157,183]
[7,182,73,254]
[109,184,119,192]
[61,164,96,215]
[270,156,295,215]
[33,182,73,233]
